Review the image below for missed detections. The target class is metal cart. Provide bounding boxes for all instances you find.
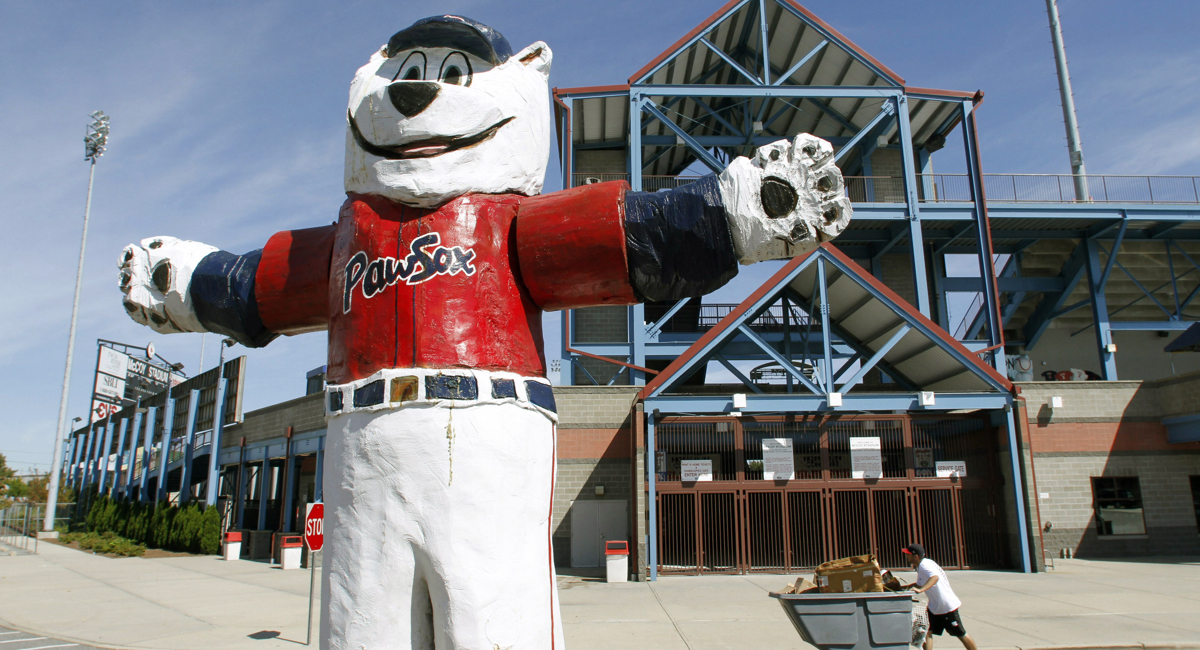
[770,591,918,650]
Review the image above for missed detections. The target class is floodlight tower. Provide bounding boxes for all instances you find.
[44,111,110,535]
[1046,0,1090,202]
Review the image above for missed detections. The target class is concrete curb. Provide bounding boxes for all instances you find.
[0,616,125,650]
[986,646,1200,650]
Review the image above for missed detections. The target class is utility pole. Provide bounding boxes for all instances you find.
[44,111,109,535]
[1045,0,1090,202]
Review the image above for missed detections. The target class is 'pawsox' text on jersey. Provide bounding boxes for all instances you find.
[342,233,477,313]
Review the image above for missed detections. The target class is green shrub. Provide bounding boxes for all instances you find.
[78,492,224,555]
[67,531,146,557]
[199,505,221,555]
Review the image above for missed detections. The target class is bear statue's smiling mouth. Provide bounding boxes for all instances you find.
[348,111,515,160]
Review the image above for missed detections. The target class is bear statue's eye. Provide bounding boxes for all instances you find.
[393,51,426,82]
[439,52,473,87]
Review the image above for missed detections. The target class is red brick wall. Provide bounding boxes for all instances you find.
[1029,421,1200,453]
[556,427,630,459]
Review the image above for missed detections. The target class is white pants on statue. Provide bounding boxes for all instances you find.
[319,371,563,650]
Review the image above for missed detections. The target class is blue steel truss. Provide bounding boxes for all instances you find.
[556,0,1199,386]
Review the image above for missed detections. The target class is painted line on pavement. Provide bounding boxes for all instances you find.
[22,644,79,650]
[0,639,45,645]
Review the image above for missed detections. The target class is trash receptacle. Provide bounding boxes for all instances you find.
[604,540,628,583]
[222,532,242,561]
[280,535,303,570]
[771,591,913,650]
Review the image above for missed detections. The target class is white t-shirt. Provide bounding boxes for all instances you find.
[917,558,962,615]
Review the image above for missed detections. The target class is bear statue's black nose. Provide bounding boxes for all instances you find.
[388,81,440,117]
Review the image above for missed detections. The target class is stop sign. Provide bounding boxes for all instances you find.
[305,503,324,551]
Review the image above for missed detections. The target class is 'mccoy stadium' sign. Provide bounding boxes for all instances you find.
[90,341,178,422]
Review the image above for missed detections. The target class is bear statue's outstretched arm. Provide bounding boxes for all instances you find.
[517,134,851,310]
[119,225,335,347]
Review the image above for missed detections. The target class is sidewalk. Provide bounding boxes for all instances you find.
[1,542,1198,650]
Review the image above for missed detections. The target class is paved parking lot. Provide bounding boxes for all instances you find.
[1,541,1198,649]
[0,626,104,650]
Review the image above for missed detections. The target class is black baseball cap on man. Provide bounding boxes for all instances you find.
[902,543,926,557]
[385,15,513,65]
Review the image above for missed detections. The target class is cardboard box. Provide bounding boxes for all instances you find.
[814,554,884,594]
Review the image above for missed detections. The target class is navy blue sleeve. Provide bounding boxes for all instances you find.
[624,174,739,302]
[189,250,278,348]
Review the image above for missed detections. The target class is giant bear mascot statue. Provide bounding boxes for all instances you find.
[118,15,851,650]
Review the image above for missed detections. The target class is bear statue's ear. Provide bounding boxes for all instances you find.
[514,41,552,78]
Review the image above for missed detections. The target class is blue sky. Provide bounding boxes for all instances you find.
[1,0,1197,472]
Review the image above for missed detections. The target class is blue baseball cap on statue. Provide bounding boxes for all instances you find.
[386,16,513,65]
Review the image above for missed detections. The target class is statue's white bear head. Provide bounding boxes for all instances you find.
[345,16,552,208]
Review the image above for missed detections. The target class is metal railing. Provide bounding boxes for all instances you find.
[0,502,73,552]
[645,302,810,333]
[573,172,1200,205]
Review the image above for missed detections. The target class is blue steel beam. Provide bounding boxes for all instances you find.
[156,397,175,503]
[1109,321,1194,331]
[899,97,931,317]
[1084,239,1119,379]
[1023,243,1089,348]
[646,392,1010,414]
[690,98,743,137]
[942,277,1066,292]
[111,417,129,497]
[699,38,763,85]
[179,389,200,503]
[781,287,923,392]
[757,0,770,84]
[138,406,157,499]
[960,101,1000,368]
[65,436,79,489]
[645,298,692,339]
[647,413,658,580]
[124,409,143,496]
[96,418,115,494]
[838,325,912,393]
[634,84,903,99]
[1113,260,1173,318]
[714,354,764,393]
[77,426,94,487]
[257,454,269,531]
[774,40,829,86]
[736,324,824,394]
[206,373,230,506]
[817,259,835,392]
[1003,408,1033,574]
[834,103,895,164]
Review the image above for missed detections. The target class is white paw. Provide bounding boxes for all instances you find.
[118,236,217,334]
[718,133,853,264]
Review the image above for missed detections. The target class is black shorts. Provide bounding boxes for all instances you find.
[928,608,966,637]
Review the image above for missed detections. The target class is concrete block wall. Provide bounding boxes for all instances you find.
[224,392,325,448]
[869,148,905,203]
[1034,453,1200,557]
[551,386,640,567]
[1016,381,1200,559]
[882,253,917,308]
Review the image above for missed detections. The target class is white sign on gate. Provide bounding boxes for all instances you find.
[761,438,795,480]
[680,460,713,482]
[936,461,967,478]
[850,436,882,479]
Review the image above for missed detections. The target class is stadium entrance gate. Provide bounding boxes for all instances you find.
[653,414,1009,575]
